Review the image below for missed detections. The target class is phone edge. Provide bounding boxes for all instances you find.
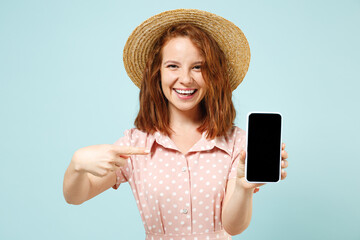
[245,111,283,184]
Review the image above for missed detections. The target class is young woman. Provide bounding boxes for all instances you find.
[63,9,289,240]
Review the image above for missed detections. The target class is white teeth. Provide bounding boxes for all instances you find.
[175,89,196,95]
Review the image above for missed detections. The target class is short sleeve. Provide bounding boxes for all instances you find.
[112,129,134,190]
[228,127,246,180]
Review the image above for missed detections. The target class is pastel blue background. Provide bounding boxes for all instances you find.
[1,0,359,239]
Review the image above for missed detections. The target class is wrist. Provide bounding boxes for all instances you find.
[235,178,254,195]
[71,151,85,173]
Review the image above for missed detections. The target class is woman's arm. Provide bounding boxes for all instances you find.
[63,159,91,205]
[222,144,289,235]
[63,150,117,205]
[63,144,148,205]
[222,178,253,235]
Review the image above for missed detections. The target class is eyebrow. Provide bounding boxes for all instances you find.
[163,60,203,65]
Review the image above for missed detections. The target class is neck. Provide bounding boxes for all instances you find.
[169,105,204,133]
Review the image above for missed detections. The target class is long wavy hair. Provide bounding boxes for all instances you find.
[134,24,236,139]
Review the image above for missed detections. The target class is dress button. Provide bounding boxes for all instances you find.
[182,208,188,214]
[182,167,187,172]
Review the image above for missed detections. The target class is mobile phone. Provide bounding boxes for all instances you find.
[245,112,282,183]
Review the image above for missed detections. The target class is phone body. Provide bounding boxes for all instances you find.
[245,112,283,183]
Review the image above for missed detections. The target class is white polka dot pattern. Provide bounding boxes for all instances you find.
[113,126,246,239]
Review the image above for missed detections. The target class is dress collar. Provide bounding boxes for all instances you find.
[149,129,233,156]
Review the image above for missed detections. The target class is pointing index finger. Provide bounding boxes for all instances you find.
[124,146,150,155]
[112,145,150,155]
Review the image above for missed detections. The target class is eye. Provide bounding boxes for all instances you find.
[167,64,178,69]
[193,65,201,70]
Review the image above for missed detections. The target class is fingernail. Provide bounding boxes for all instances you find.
[144,149,150,154]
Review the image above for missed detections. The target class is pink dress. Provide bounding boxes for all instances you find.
[112,126,246,240]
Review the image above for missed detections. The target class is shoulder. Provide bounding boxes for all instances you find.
[212,126,246,154]
[123,127,148,137]
[227,126,246,155]
[228,125,246,141]
[121,127,154,141]
[114,128,155,148]
[222,126,246,159]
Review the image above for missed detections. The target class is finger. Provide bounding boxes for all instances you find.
[125,146,150,155]
[91,169,109,177]
[112,145,150,155]
[95,165,113,177]
[281,169,287,180]
[282,143,286,150]
[281,159,289,169]
[241,178,265,189]
[113,156,129,167]
[105,162,117,172]
[281,150,288,160]
[240,150,246,164]
[111,165,121,175]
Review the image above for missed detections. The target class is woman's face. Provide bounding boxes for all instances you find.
[160,36,206,116]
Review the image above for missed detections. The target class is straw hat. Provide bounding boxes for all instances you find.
[123,9,250,91]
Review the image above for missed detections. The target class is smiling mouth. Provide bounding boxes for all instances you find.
[174,89,198,96]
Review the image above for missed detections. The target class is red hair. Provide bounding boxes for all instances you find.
[134,24,236,139]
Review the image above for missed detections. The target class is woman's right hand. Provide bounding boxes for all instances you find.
[72,144,149,177]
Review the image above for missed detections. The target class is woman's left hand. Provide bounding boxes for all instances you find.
[236,143,289,193]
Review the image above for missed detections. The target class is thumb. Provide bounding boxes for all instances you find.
[240,150,246,164]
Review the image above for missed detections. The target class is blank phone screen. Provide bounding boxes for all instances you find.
[246,113,282,182]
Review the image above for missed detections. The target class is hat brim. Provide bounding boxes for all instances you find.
[123,8,250,91]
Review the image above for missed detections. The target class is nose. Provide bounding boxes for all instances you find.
[179,69,193,85]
